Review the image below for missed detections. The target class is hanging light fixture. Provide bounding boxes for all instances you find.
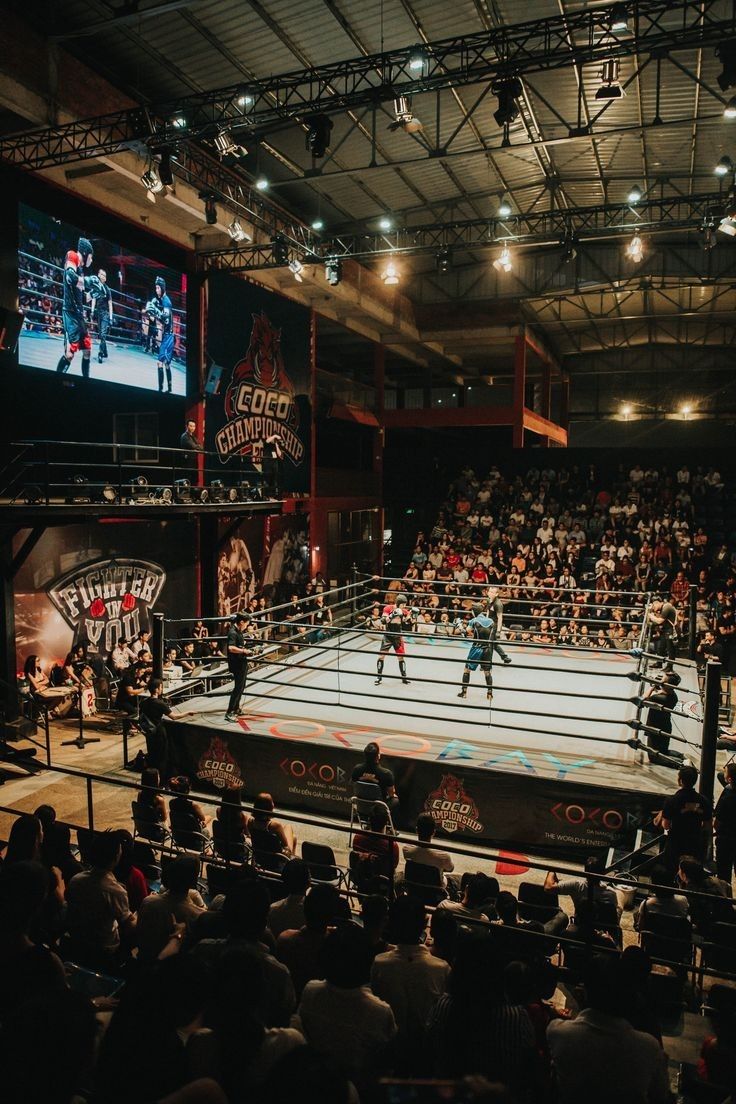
[383,258,400,286]
[493,245,513,273]
[625,235,644,262]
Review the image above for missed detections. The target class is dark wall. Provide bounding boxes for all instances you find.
[0,167,197,450]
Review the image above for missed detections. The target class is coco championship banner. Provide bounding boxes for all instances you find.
[48,557,166,655]
[206,274,311,494]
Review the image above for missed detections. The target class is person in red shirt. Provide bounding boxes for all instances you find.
[670,570,690,604]
[353,803,400,876]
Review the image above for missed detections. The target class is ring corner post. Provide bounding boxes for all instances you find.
[699,660,721,807]
[152,610,165,681]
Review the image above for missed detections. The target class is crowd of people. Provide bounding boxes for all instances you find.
[2,748,736,1104]
[398,461,735,666]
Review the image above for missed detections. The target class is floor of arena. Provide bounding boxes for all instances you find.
[176,631,704,796]
[19,330,187,393]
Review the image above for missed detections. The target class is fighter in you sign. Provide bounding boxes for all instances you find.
[48,558,166,655]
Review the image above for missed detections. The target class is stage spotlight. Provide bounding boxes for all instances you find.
[325,257,342,286]
[382,259,400,286]
[101,484,118,504]
[171,113,187,129]
[23,484,43,505]
[306,114,333,158]
[492,77,523,127]
[562,235,578,263]
[436,248,451,274]
[408,45,429,74]
[312,218,324,231]
[209,479,225,503]
[255,176,269,191]
[158,149,174,188]
[680,402,693,417]
[498,196,512,217]
[227,218,248,242]
[159,487,173,504]
[141,167,163,195]
[625,234,644,262]
[200,193,218,225]
[288,259,304,282]
[627,184,642,203]
[236,87,254,107]
[214,128,248,160]
[272,233,289,265]
[389,96,423,133]
[715,155,734,176]
[725,97,736,119]
[71,475,91,504]
[238,480,254,501]
[493,245,513,273]
[379,216,393,231]
[610,5,629,32]
[717,41,736,92]
[197,487,210,504]
[596,59,624,99]
[719,215,736,235]
[129,474,149,504]
[620,402,633,418]
[174,478,192,503]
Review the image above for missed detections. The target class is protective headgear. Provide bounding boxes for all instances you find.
[65,250,81,268]
[155,276,167,293]
[395,592,407,607]
[77,237,93,263]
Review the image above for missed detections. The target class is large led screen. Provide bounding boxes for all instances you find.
[18,203,187,395]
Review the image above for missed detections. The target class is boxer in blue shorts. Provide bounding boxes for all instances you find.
[458,602,497,701]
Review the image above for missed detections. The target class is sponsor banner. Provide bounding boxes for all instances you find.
[169,718,662,855]
[206,274,311,494]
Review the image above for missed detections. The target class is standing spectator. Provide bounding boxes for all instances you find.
[659,765,713,874]
[641,672,680,764]
[547,955,670,1104]
[294,923,397,1086]
[715,762,736,886]
[370,896,450,1070]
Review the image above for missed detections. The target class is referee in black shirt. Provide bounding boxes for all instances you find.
[715,762,736,885]
[225,612,257,722]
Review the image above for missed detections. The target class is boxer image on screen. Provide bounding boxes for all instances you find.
[375,592,411,686]
[56,237,103,379]
[150,275,174,393]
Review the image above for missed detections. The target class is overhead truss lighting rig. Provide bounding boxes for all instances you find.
[195,192,728,272]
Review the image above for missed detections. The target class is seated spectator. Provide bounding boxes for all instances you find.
[23,654,74,718]
[0,860,67,1021]
[170,776,212,838]
[402,812,459,897]
[544,854,622,920]
[427,933,538,1094]
[245,792,297,856]
[351,741,399,813]
[547,954,670,1104]
[110,637,135,675]
[697,986,736,1088]
[65,829,136,969]
[268,859,310,938]
[136,766,169,825]
[34,804,82,884]
[178,640,198,674]
[360,894,391,957]
[136,857,207,963]
[494,890,545,934]
[187,945,305,1097]
[564,900,619,963]
[195,880,295,1027]
[370,896,450,1071]
[676,855,731,935]
[353,803,400,881]
[215,785,249,837]
[112,828,149,912]
[634,866,690,931]
[276,883,343,997]
[294,922,397,1086]
[620,946,663,1045]
[435,872,496,925]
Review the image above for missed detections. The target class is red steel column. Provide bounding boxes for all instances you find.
[512,333,526,448]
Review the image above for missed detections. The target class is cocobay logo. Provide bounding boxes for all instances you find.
[47,558,165,655]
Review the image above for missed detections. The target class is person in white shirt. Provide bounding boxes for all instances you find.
[110,639,135,674]
[629,464,645,484]
[294,923,396,1085]
[268,859,310,939]
[537,520,553,544]
[677,465,690,485]
[130,629,152,657]
[370,896,450,1058]
[402,813,458,893]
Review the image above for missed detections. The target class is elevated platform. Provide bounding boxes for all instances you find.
[168,632,704,855]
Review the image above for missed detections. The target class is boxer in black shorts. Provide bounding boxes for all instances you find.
[375,593,411,686]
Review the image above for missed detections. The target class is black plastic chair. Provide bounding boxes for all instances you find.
[518,881,563,926]
[403,859,447,906]
[349,847,392,899]
[212,817,251,866]
[301,840,347,889]
[249,825,288,874]
[169,806,213,856]
[131,800,171,850]
[639,912,693,968]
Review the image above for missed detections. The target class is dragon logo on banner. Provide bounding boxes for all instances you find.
[216,311,305,466]
[47,558,166,656]
[197,736,244,789]
[425,773,484,835]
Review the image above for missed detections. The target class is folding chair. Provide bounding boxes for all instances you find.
[349,781,394,843]
[169,807,213,857]
[403,860,447,906]
[301,840,348,890]
[131,800,171,852]
[249,825,288,875]
[212,817,251,867]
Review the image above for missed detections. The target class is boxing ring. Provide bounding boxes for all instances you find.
[161,578,706,856]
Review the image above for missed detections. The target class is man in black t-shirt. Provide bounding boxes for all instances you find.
[715,762,736,885]
[139,677,192,780]
[649,597,678,669]
[225,612,258,722]
[485,585,512,665]
[642,673,681,763]
[91,267,113,363]
[661,765,713,874]
[351,742,399,813]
